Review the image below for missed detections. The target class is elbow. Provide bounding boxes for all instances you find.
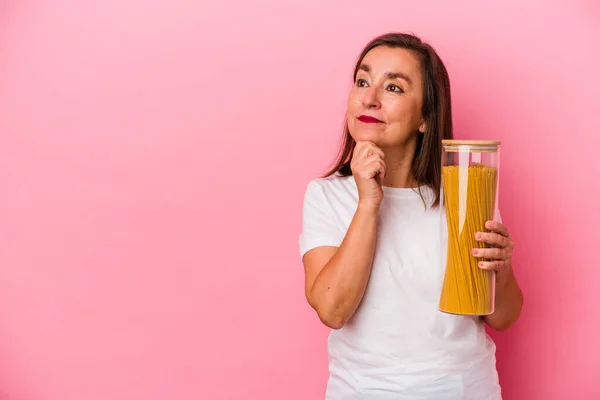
[484,308,521,331]
[317,311,346,330]
[489,319,514,332]
[486,305,523,332]
[307,294,347,330]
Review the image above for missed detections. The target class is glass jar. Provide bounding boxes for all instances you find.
[438,140,501,315]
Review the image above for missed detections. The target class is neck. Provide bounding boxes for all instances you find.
[381,141,419,188]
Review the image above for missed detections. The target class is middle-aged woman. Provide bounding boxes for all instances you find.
[299,32,523,399]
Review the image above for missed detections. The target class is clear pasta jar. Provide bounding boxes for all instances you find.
[438,140,501,316]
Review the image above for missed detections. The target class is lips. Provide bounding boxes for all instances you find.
[357,115,383,123]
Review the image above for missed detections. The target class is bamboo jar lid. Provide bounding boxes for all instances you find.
[442,140,501,152]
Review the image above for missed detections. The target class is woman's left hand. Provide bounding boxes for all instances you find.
[473,220,514,278]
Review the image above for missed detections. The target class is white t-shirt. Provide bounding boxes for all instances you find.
[299,174,502,400]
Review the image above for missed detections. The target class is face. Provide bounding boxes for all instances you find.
[347,46,426,149]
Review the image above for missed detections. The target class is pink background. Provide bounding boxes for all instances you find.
[1,0,599,399]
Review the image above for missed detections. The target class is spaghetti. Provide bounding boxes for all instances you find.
[438,163,498,315]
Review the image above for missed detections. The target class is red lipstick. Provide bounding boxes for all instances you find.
[357,115,383,123]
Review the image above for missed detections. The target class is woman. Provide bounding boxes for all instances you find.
[299,33,523,400]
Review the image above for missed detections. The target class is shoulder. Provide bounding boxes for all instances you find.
[299,174,352,258]
[303,174,357,205]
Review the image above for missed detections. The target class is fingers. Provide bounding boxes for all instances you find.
[355,155,385,180]
[367,145,385,160]
[475,231,511,248]
[472,247,509,260]
[473,221,514,274]
[353,141,370,158]
[474,222,514,257]
[355,141,385,160]
[352,141,386,180]
[364,154,386,179]
[478,260,507,271]
[484,220,510,237]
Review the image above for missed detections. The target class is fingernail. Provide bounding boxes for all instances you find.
[475,233,482,240]
[479,262,484,267]
[472,249,478,256]
[486,221,493,229]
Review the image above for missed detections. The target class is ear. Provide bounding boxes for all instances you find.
[418,120,427,134]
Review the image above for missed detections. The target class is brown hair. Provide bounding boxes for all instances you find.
[324,32,453,208]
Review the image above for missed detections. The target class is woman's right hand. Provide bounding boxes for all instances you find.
[350,141,386,210]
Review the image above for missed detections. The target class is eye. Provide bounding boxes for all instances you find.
[356,78,368,87]
[387,84,404,93]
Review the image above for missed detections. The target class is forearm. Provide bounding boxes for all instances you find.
[483,265,523,331]
[309,203,378,328]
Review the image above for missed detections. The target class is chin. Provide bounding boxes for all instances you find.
[348,125,384,144]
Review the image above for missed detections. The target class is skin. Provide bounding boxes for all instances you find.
[303,45,523,331]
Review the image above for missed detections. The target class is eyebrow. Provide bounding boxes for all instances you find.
[358,64,412,85]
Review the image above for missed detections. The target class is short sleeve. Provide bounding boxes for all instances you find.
[299,180,344,259]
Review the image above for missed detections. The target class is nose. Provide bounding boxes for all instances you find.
[361,86,381,109]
